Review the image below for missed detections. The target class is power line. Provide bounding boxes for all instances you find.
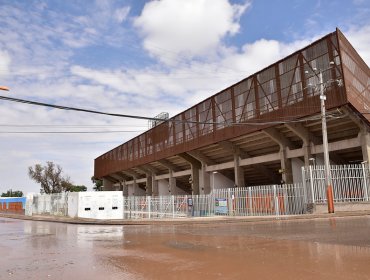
[0,95,347,128]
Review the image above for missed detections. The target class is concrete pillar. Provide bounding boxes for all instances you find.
[168,170,176,194]
[152,175,158,196]
[132,179,138,196]
[146,175,153,196]
[122,180,128,197]
[303,142,312,167]
[280,148,293,184]
[103,178,114,191]
[191,164,200,195]
[201,163,211,194]
[360,130,370,163]
[234,154,245,187]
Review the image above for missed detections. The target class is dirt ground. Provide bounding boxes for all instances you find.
[1,215,370,279]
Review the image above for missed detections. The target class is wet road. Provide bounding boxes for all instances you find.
[1,216,370,280]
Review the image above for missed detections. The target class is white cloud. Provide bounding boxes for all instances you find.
[114,6,130,23]
[0,50,11,78]
[134,0,251,64]
[345,24,370,66]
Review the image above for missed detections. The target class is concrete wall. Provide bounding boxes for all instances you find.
[127,185,146,196]
[314,202,370,214]
[292,158,304,184]
[157,179,188,196]
[67,191,123,220]
[211,172,235,190]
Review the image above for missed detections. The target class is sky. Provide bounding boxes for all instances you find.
[0,0,369,194]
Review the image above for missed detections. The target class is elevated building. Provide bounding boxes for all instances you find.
[94,29,370,196]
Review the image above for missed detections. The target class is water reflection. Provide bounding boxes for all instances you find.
[1,216,370,280]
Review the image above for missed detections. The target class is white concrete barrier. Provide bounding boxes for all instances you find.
[68,191,123,219]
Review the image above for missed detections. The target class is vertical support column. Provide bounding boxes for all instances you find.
[132,178,138,196]
[234,154,245,188]
[360,129,370,164]
[201,163,211,194]
[152,174,158,196]
[191,164,200,195]
[302,142,312,167]
[146,175,153,196]
[122,180,128,197]
[168,170,176,195]
[280,148,293,184]
[102,178,114,191]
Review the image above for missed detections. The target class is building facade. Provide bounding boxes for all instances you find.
[94,29,370,196]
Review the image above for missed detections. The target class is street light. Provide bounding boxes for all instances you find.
[305,63,337,214]
[0,86,9,91]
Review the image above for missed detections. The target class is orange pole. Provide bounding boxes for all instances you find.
[327,185,335,213]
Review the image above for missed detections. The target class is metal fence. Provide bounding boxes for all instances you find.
[123,195,214,219]
[302,164,370,203]
[122,183,308,219]
[26,165,370,220]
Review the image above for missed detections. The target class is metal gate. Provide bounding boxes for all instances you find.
[302,164,370,203]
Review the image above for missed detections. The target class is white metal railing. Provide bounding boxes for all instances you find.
[122,195,214,219]
[211,183,307,216]
[123,183,308,219]
[302,164,370,203]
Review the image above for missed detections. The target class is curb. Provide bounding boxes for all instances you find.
[1,211,370,226]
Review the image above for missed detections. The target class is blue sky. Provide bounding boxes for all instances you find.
[0,0,369,194]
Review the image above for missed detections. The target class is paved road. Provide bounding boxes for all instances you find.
[1,216,370,279]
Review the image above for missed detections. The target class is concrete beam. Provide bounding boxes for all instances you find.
[154,169,192,180]
[110,173,126,182]
[121,169,140,179]
[178,153,201,168]
[263,127,296,149]
[142,164,159,174]
[205,161,235,172]
[311,137,360,154]
[158,159,178,171]
[285,123,321,145]
[125,177,147,184]
[263,127,295,183]
[187,150,215,165]
[136,166,151,176]
[178,153,201,194]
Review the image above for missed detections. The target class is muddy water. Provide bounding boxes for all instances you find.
[1,216,370,280]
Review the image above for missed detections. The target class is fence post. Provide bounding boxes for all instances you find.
[148,196,151,219]
[309,165,315,203]
[172,195,175,218]
[362,163,369,202]
[273,185,279,216]
[248,187,253,216]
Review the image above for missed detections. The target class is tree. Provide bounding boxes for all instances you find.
[91,176,103,191]
[28,161,72,194]
[65,185,87,192]
[1,189,23,197]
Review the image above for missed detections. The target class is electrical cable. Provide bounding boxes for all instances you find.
[0,94,348,129]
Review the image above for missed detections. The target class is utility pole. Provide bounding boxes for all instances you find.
[306,66,335,214]
[319,70,335,213]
